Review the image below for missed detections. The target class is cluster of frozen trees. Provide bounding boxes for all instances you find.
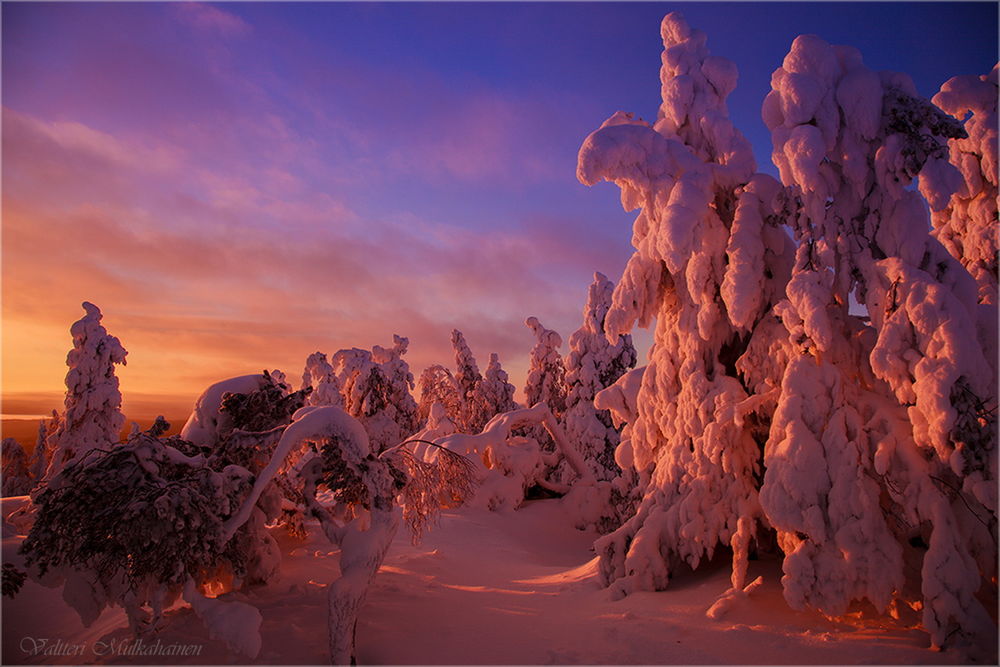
[577,12,996,656]
[5,305,479,663]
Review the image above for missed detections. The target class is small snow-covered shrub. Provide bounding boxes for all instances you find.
[2,438,33,496]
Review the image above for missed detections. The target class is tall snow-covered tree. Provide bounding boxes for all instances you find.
[763,33,995,649]
[576,12,995,656]
[450,329,484,432]
[43,302,128,480]
[563,272,638,481]
[474,353,518,422]
[372,334,420,436]
[928,65,999,392]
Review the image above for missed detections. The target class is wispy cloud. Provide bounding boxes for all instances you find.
[173,2,251,38]
[2,107,622,410]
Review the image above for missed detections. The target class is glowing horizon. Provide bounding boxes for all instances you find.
[3,2,996,420]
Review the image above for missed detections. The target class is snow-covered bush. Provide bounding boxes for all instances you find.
[577,11,996,656]
[43,302,128,480]
[2,438,33,496]
[563,272,638,482]
[180,372,286,447]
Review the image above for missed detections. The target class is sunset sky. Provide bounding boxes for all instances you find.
[2,2,997,420]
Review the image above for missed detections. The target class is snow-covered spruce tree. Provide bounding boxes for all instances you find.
[450,329,487,432]
[43,302,128,480]
[371,334,420,436]
[416,364,462,428]
[562,272,638,482]
[471,352,518,424]
[2,438,33,496]
[332,335,419,453]
[523,317,568,416]
[578,12,996,656]
[763,34,995,649]
[302,351,344,408]
[29,413,59,485]
[577,12,794,610]
[422,402,595,511]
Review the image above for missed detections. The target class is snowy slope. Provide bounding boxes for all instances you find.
[1,496,973,665]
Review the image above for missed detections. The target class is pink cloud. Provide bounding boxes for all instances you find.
[3,107,622,409]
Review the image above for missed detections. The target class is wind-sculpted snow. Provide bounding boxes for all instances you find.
[578,11,996,658]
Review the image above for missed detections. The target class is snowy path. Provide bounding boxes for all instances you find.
[2,498,965,665]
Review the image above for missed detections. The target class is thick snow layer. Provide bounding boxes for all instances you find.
[180,374,271,445]
[2,496,981,665]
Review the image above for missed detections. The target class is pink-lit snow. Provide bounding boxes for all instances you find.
[1,495,971,665]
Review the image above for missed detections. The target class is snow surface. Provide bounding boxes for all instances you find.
[2,494,972,665]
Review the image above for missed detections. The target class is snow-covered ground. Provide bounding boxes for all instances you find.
[2,495,972,665]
